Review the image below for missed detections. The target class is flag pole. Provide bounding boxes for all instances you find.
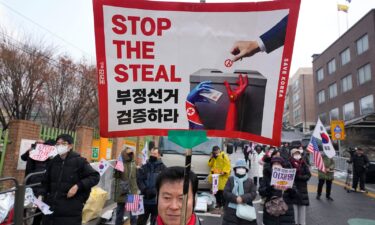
[180,149,192,225]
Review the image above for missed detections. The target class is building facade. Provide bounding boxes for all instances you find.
[283,67,315,133]
[312,9,375,126]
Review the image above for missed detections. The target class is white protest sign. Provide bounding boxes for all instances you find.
[270,167,296,189]
[29,144,56,161]
[17,139,36,170]
[212,174,220,194]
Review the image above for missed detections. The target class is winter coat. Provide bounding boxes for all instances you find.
[137,159,166,205]
[318,155,335,180]
[208,151,231,190]
[222,176,257,225]
[348,153,370,173]
[41,151,100,225]
[289,158,311,206]
[259,166,297,225]
[21,150,49,197]
[114,150,138,203]
[249,151,265,178]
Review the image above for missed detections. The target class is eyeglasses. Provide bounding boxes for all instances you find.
[56,141,69,146]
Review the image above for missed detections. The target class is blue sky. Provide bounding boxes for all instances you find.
[1,0,374,75]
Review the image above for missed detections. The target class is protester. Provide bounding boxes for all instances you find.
[155,166,199,225]
[259,157,297,225]
[280,143,291,164]
[289,149,311,225]
[113,147,138,225]
[348,147,369,192]
[243,143,251,165]
[137,148,166,225]
[21,139,55,225]
[41,134,100,225]
[316,153,335,201]
[208,146,231,213]
[249,145,265,186]
[222,159,257,225]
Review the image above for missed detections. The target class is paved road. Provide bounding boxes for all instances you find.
[197,150,375,225]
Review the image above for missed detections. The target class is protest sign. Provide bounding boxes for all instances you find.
[29,144,56,161]
[270,167,296,189]
[93,0,300,145]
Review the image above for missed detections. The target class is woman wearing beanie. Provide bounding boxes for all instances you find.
[289,148,311,225]
[259,156,297,225]
[222,159,257,225]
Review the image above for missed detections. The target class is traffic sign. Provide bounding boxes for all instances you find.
[330,120,345,140]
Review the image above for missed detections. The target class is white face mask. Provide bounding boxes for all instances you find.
[293,155,302,160]
[56,145,69,155]
[236,168,247,175]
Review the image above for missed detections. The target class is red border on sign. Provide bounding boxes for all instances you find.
[93,0,301,147]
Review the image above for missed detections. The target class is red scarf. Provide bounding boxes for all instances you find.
[156,213,196,225]
[290,158,304,175]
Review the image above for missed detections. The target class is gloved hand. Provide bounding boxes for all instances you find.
[187,81,212,104]
[224,74,248,102]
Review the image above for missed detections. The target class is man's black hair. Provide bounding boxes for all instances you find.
[44,139,56,146]
[56,134,74,144]
[212,145,220,152]
[156,166,198,200]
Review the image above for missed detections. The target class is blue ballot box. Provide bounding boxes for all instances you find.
[190,69,267,135]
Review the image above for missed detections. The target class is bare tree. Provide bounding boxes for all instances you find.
[44,56,98,130]
[0,33,52,129]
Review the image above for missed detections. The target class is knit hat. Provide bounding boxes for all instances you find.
[270,156,284,166]
[290,148,300,156]
[234,159,249,171]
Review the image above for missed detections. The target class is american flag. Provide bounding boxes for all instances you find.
[307,136,326,172]
[114,154,124,172]
[126,194,140,212]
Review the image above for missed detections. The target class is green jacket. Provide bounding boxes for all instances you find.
[113,150,138,203]
[318,155,335,180]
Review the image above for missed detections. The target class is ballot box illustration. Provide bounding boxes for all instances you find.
[190,69,267,135]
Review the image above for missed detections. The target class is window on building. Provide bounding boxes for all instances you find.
[340,48,351,66]
[358,63,371,85]
[293,79,299,91]
[319,112,327,125]
[328,83,337,99]
[318,90,325,104]
[316,68,324,82]
[293,108,301,123]
[356,34,369,55]
[328,59,336,74]
[360,95,374,115]
[341,74,352,93]
[343,102,355,121]
[329,108,339,121]
[293,93,300,105]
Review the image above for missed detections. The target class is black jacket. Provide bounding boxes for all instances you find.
[137,159,166,205]
[289,158,311,206]
[349,154,370,173]
[21,150,49,196]
[259,166,297,225]
[222,176,257,225]
[41,151,100,225]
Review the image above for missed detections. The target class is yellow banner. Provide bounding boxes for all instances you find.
[331,120,345,140]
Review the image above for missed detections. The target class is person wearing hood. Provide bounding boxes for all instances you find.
[137,148,166,225]
[114,147,139,225]
[249,145,265,186]
[289,149,311,225]
[41,134,100,225]
[222,159,257,225]
[208,145,231,212]
[259,157,297,225]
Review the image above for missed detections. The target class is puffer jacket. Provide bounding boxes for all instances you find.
[41,151,100,225]
[289,158,311,206]
[259,166,297,225]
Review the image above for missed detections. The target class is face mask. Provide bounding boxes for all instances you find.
[149,156,157,162]
[236,168,247,175]
[293,155,301,160]
[56,145,69,155]
[127,153,134,160]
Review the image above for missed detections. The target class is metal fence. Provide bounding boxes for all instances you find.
[309,154,349,172]
[39,125,76,146]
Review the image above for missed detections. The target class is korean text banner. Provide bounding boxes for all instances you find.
[93,0,300,146]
